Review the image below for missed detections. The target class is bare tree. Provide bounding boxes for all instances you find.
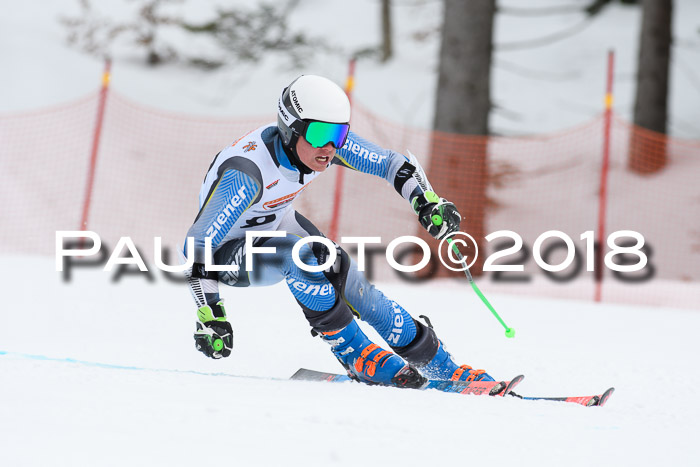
[61,0,182,65]
[428,0,495,275]
[61,0,323,68]
[434,0,494,135]
[629,0,673,173]
[380,0,393,62]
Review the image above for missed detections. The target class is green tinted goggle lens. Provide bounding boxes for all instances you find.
[304,121,350,149]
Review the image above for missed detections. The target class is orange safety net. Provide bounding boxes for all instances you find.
[1,91,698,309]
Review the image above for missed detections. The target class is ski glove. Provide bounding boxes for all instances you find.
[194,300,233,359]
[411,191,461,240]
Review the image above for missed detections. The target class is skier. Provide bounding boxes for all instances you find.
[184,74,493,388]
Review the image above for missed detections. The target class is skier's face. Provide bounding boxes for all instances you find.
[296,136,335,172]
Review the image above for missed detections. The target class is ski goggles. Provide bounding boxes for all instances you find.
[302,120,350,149]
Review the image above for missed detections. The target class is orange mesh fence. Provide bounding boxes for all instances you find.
[1,94,98,254]
[1,90,698,309]
[85,93,270,255]
[0,92,270,259]
[347,104,700,309]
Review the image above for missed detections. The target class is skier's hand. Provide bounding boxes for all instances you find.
[411,191,461,240]
[194,300,233,359]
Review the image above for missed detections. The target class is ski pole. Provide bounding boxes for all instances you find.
[445,236,515,339]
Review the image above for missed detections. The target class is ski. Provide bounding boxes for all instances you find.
[508,387,615,407]
[290,368,353,383]
[290,368,614,406]
[290,368,524,397]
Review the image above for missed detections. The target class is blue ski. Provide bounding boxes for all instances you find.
[291,368,614,406]
[290,368,524,397]
[508,387,615,407]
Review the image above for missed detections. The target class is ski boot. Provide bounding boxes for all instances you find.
[392,318,494,382]
[320,319,426,389]
[420,340,494,382]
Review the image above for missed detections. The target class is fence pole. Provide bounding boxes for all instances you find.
[79,58,111,231]
[595,50,614,302]
[328,58,356,240]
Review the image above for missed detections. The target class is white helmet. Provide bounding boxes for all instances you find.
[277,75,351,173]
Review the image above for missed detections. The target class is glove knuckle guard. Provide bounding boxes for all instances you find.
[412,192,461,240]
[194,319,233,359]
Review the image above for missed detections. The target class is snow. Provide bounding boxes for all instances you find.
[2,0,700,138]
[2,1,700,465]
[1,257,699,466]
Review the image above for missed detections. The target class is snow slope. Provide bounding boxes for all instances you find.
[1,257,699,466]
